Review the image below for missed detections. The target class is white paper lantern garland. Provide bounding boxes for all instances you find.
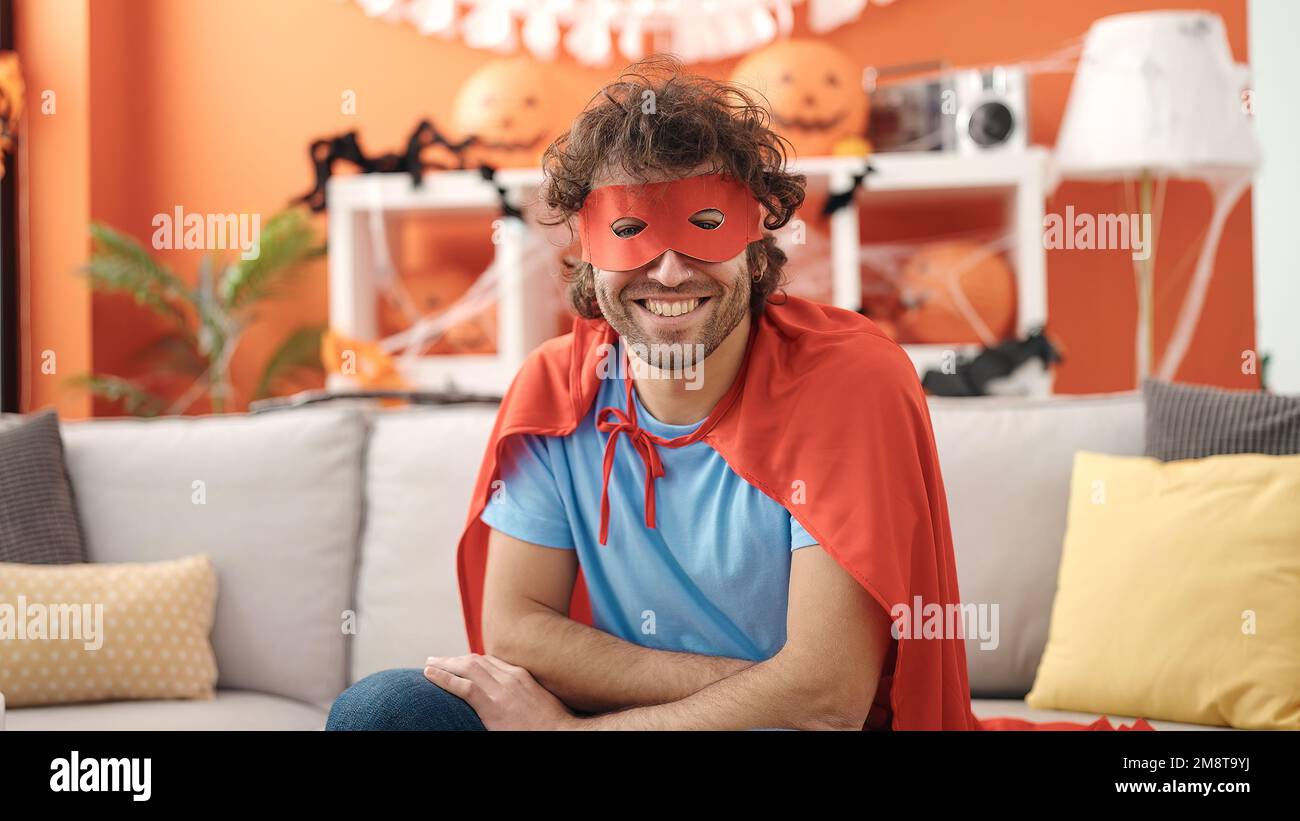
[353,0,897,66]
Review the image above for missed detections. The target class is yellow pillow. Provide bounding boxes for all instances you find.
[1027,451,1300,729]
[0,555,218,708]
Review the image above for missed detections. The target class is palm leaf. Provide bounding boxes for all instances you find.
[254,324,327,400]
[221,209,324,311]
[83,223,194,330]
[194,254,229,358]
[130,331,206,377]
[63,373,167,417]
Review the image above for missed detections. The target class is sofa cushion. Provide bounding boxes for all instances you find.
[350,404,498,683]
[1143,378,1300,460]
[0,555,218,707]
[1027,451,1300,730]
[0,410,87,564]
[970,698,1231,731]
[59,407,365,706]
[925,393,1144,698]
[3,689,327,731]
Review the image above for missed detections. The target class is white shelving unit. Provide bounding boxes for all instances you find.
[807,148,1051,389]
[327,147,1051,395]
[326,170,552,396]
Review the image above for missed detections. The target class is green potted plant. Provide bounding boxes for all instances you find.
[69,208,327,416]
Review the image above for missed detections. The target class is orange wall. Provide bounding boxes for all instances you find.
[16,0,92,418]
[18,0,1255,416]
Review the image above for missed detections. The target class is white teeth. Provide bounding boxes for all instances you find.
[645,298,700,317]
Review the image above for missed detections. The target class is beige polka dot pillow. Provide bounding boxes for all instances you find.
[0,555,217,707]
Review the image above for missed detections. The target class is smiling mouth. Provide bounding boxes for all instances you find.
[632,296,712,319]
[772,111,847,132]
[477,132,544,151]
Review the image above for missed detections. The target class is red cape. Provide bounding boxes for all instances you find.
[455,296,1150,731]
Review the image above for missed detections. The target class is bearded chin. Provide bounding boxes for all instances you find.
[595,273,750,365]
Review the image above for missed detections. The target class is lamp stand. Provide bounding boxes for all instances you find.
[1135,169,1155,385]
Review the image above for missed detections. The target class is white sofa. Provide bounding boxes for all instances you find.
[2,392,1226,730]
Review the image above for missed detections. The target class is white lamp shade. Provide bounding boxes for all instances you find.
[1055,11,1259,178]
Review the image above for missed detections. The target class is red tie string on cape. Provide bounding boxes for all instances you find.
[593,333,754,546]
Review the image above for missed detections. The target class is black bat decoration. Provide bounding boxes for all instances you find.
[921,329,1062,397]
[821,163,876,217]
[478,164,525,221]
[293,119,479,213]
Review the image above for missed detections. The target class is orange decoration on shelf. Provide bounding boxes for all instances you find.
[731,40,868,159]
[320,329,410,401]
[895,241,1017,345]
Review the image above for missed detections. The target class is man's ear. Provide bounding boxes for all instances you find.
[751,246,769,281]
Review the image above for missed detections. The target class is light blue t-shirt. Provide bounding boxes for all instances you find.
[480,372,817,662]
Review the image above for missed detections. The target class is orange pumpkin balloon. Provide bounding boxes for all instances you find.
[731,40,868,158]
[895,242,1017,344]
[453,58,560,169]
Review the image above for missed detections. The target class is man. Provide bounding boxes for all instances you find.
[327,58,974,731]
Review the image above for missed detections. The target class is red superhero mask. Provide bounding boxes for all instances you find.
[577,172,765,271]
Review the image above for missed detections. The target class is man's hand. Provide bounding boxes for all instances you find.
[423,654,579,731]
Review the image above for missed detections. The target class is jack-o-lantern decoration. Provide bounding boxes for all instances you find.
[453,58,561,169]
[731,40,868,158]
[895,241,1016,344]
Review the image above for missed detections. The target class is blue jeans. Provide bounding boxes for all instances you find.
[326,668,486,731]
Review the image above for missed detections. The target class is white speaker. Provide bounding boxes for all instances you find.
[952,67,1028,155]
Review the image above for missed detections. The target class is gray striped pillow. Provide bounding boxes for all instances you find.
[0,409,88,563]
[1142,378,1300,461]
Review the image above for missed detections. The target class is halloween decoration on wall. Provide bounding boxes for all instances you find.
[353,0,903,66]
[0,52,25,180]
[922,329,1061,397]
[895,240,1016,345]
[731,39,869,158]
[452,58,562,170]
[293,119,476,212]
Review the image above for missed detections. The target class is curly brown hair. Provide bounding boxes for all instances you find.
[538,55,807,319]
